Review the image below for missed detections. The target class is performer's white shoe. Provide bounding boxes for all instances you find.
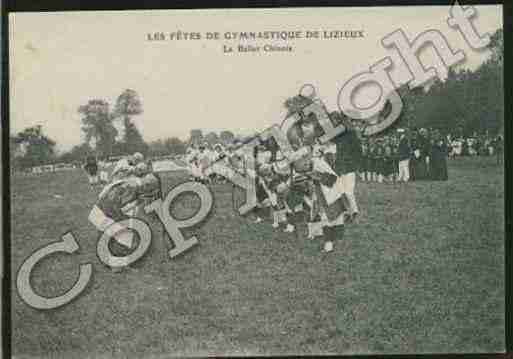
[284,224,295,233]
[272,222,279,228]
[254,217,263,224]
[324,241,334,252]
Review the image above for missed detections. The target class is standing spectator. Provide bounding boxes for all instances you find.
[332,118,362,221]
[487,138,494,156]
[83,155,99,186]
[375,139,385,183]
[462,137,469,156]
[368,139,377,182]
[383,138,395,183]
[360,140,369,182]
[98,157,110,184]
[421,128,432,178]
[391,135,400,181]
[194,144,210,183]
[397,133,411,182]
[411,129,430,180]
[430,134,449,181]
[495,135,503,165]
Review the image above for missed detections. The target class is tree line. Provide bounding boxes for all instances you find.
[10,88,237,169]
[394,28,503,137]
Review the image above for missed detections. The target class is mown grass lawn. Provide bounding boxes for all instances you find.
[10,156,505,358]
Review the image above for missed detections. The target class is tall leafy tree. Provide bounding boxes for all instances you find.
[59,143,93,164]
[205,132,219,146]
[189,129,203,145]
[78,99,117,156]
[391,28,503,138]
[165,137,186,155]
[114,89,147,154]
[13,125,56,168]
[114,89,143,128]
[10,135,22,170]
[148,139,167,157]
[220,130,235,145]
[123,120,148,155]
[148,137,185,156]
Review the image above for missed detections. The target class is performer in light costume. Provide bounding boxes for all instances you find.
[309,145,346,252]
[110,152,145,182]
[186,144,204,182]
[282,92,348,251]
[268,153,295,232]
[88,162,160,271]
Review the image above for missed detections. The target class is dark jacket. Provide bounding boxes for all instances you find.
[84,157,98,175]
[398,137,411,161]
[333,130,362,175]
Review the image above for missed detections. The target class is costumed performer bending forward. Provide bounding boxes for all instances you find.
[88,162,160,272]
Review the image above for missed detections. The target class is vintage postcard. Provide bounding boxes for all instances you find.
[8,4,505,357]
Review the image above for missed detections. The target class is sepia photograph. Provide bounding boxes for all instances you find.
[8,4,506,357]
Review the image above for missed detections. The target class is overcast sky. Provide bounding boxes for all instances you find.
[9,5,502,152]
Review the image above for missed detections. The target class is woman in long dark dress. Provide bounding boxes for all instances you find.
[409,135,418,181]
[411,131,431,180]
[430,138,449,181]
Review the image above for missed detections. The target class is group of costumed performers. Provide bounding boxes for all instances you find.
[87,152,161,272]
[185,141,244,184]
[236,87,362,253]
[181,84,365,253]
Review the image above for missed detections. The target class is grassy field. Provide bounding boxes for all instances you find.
[10,156,505,357]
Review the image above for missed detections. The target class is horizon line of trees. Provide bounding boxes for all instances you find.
[393,28,503,138]
[9,126,239,170]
